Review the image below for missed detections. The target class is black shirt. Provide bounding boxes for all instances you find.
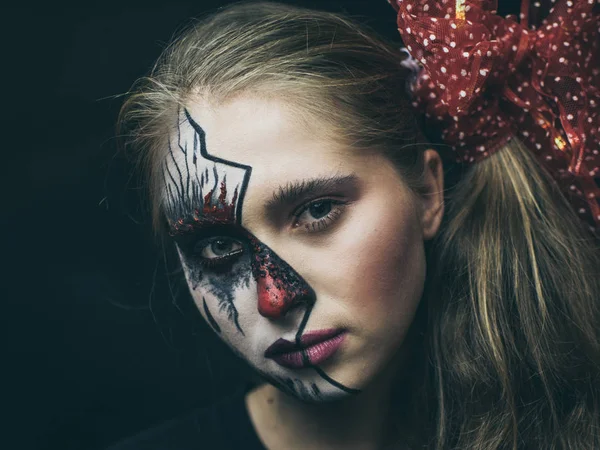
[106,388,265,450]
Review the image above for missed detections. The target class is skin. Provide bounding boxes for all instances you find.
[162,94,445,448]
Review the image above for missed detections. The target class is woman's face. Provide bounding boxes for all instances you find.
[162,95,443,402]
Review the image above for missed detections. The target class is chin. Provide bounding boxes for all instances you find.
[251,363,364,404]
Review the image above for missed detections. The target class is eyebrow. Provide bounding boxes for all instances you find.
[265,174,359,216]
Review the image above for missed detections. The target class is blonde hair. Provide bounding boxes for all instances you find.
[118,2,600,448]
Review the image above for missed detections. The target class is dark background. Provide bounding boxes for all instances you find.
[3,0,519,449]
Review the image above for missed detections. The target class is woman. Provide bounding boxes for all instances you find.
[111,0,600,448]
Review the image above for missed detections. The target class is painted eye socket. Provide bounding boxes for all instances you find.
[194,237,244,269]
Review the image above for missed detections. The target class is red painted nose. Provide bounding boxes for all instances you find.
[250,238,314,319]
[256,269,303,319]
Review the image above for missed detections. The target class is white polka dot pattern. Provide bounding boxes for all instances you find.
[388,0,600,233]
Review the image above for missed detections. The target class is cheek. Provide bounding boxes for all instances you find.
[311,194,426,322]
[176,248,257,340]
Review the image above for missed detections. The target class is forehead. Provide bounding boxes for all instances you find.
[163,96,368,216]
[183,95,353,175]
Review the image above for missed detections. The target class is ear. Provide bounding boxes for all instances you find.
[419,149,445,241]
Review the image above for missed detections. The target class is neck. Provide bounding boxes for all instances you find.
[245,351,415,450]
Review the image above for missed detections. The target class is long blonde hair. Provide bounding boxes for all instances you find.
[118,2,600,448]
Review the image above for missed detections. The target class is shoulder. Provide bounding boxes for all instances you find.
[105,389,264,450]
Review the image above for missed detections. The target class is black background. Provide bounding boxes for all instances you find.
[4,1,519,449]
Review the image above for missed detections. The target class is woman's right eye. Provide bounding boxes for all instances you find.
[193,237,244,270]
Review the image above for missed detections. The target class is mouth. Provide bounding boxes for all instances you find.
[264,328,347,370]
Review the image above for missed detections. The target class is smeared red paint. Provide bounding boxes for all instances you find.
[250,236,314,319]
[200,181,238,222]
[169,181,239,234]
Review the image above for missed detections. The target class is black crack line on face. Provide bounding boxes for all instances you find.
[295,302,361,396]
[176,113,191,203]
[203,297,221,334]
[313,366,360,394]
[279,376,323,403]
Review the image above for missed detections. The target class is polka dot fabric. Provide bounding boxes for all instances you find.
[388,0,600,234]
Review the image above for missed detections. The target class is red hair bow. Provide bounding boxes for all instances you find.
[389,0,600,233]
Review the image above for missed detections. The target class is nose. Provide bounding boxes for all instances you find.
[250,238,315,319]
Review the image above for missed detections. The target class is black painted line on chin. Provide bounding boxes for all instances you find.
[313,366,361,395]
[202,297,221,334]
[311,382,321,397]
[184,108,252,224]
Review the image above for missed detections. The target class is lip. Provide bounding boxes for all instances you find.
[264,328,346,369]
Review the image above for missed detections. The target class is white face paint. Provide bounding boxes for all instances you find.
[162,96,430,402]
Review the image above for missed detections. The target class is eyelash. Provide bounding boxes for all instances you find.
[292,199,347,233]
[193,237,244,271]
[200,251,241,270]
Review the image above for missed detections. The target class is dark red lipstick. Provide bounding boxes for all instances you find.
[264,328,346,369]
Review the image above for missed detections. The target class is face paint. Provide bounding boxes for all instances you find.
[250,236,314,319]
[163,108,360,402]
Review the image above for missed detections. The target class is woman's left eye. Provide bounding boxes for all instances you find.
[292,199,346,232]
